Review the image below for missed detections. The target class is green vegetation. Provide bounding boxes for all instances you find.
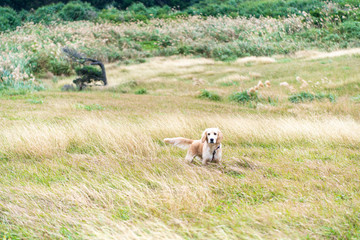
[1,55,360,239]
[289,92,336,103]
[0,0,360,238]
[27,98,44,104]
[229,90,278,108]
[198,89,221,101]
[0,0,193,11]
[134,88,147,95]
[24,2,65,24]
[0,71,44,96]
[75,66,102,79]
[59,1,97,21]
[229,91,259,104]
[188,0,324,17]
[75,103,104,111]
[0,7,20,31]
[2,13,360,94]
[1,0,360,31]
[1,0,360,94]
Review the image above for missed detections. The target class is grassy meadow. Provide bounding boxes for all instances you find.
[1,50,360,239]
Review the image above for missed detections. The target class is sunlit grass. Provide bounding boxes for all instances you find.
[1,54,360,239]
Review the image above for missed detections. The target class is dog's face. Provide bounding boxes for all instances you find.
[201,128,223,144]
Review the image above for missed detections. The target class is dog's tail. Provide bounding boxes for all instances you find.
[164,137,194,149]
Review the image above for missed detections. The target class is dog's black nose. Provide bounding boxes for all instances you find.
[210,138,214,143]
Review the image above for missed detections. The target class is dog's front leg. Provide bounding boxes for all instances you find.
[185,150,196,163]
[201,148,212,165]
[202,158,211,165]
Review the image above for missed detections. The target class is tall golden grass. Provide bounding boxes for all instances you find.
[2,113,360,239]
[1,55,360,239]
[2,115,360,160]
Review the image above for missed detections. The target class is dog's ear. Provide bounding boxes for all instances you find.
[201,129,208,143]
[216,129,223,144]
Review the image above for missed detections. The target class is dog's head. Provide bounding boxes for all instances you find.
[201,128,223,145]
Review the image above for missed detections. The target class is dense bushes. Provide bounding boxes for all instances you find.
[187,0,325,18]
[1,0,360,32]
[0,0,194,11]
[288,92,336,103]
[0,7,21,31]
[97,3,183,23]
[26,3,64,24]
[1,0,360,93]
[1,1,185,28]
[18,1,97,24]
[198,89,221,101]
[229,91,259,104]
[2,14,359,86]
[340,21,360,39]
[59,1,97,21]
[0,70,44,96]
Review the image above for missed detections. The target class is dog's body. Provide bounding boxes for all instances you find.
[164,128,223,165]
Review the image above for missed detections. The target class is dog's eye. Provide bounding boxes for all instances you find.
[214,133,217,135]
[207,133,210,135]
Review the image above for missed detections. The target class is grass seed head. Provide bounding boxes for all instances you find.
[280,82,289,87]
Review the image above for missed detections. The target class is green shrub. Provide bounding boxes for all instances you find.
[59,1,97,21]
[229,90,277,107]
[289,92,314,103]
[289,92,336,103]
[139,41,159,51]
[18,9,30,22]
[188,0,325,18]
[340,21,360,39]
[26,51,72,76]
[127,3,148,14]
[229,90,259,104]
[120,3,150,22]
[98,3,180,23]
[198,89,221,101]
[315,92,336,102]
[152,5,171,17]
[98,8,122,23]
[133,14,149,22]
[323,33,342,43]
[49,59,72,76]
[0,7,21,32]
[212,45,239,62]
[27,3,64,24]
[75,66,102,79]
[0,70,44,96]
[135,88,147,94]
[26,51,50,74]
[73,65,104,89]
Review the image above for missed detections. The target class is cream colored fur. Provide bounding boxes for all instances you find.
[164,128,223,165]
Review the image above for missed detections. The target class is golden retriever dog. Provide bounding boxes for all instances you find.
[164,128,223,165]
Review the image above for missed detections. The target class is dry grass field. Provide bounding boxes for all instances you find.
[1,52,360,239]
